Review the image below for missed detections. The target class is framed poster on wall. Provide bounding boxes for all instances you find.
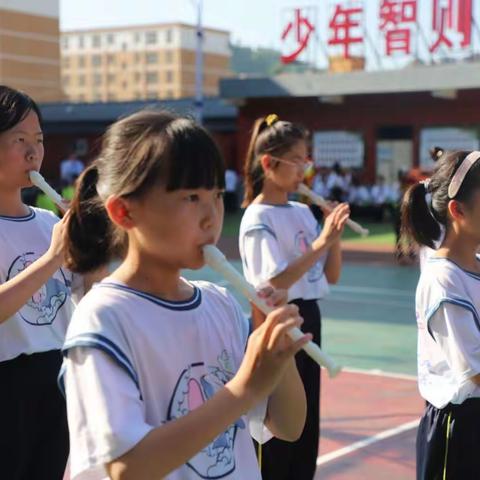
[313,130,364,168]
[420,127,479,168]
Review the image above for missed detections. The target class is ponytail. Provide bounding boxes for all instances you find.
[242,118,267,207]
[401,182,441,250]
[242,115,307,207]
[400,150,480,253]
[65,165,125,273]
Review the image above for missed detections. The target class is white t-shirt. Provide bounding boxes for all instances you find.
[239,202,329,302]
[62,279,265,480]
[416,257,480,408]
[348,185,371,205]
[371,184,390,204]
[325,172,345,192]
[312,174,329,198]
[225,169,238,193]
[0,207,75,362]
[60,158,84,183]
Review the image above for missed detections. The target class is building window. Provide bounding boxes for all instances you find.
[92,35,101,48]
[134,32,141,43]
[62,76,70,87]
[166,89,174,98]
[135,91,142,99]
[134,53,141,62]
[165,29,173,43]
[122,81,128,89]
[78,36,84,49]
[93,74,102,86]
[166,71,174,83]
[92,55,102,67]
[78,56,85,68]
[145,31,157,44]
[122,42,128,51]
[165,50,173,63]
[107,54,115,65]
[146,72,158,84]
[107,34,115,45]
[135,72,142,82]
[107,74,116,83]
[146,52,158,64]
[62,37,69,49]
[62,57,70,68]
[147,91,157,99]
[78,75,85,87]
[107,93,117,101]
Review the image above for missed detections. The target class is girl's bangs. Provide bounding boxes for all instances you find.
[165,124,225,191]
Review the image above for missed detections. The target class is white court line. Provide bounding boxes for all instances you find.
[331,285,413,298]
[218,276,421,466]
[316,368,419,467]
[316,418,420,466]
[327,295,411,309]
[342,367,417,381]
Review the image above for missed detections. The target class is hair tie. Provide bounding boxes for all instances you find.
[420,178,430,191]
[420,178,436,220]
[265,114,279,127]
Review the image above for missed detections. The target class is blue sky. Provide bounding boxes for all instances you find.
[60,0,297,48]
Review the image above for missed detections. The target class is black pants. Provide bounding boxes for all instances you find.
[416,398,480,480]
[0,350,69,480]
[257,298,321,480]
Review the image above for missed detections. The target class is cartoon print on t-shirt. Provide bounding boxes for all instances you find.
[168,349,245,478]
[7,252,69,325]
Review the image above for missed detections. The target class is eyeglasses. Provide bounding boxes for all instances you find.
[270,155,313,172]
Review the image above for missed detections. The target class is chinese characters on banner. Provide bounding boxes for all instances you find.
[328,3,364,58]
[379,1,417,55]
[430,0,472,52]
[280,0,476,65]
[280,8,315,63]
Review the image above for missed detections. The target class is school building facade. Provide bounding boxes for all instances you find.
[0,0,62,102]
[219,61,480,183]
[60,23,231,103]
[38,60,480,184]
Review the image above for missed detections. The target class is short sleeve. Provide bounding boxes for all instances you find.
[242,228,289,287]
[64,347,154,480]
[429,301,480,382]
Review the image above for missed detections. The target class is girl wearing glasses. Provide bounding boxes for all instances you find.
[239,114,350,480]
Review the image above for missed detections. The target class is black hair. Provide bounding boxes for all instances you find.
[242,116,307,207]
[401,150,480,250]
[65,110,225,273]
[0,85,43,133]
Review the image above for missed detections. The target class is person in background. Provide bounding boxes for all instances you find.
[401,150,480,479]
[240,114,349,480]
[326,162,346,202]
[60,148,84,186]
[224,167,239,213]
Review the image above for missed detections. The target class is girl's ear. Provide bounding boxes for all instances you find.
[105,195,135,230]
[260,154,272,173]
[447,199,465,221]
